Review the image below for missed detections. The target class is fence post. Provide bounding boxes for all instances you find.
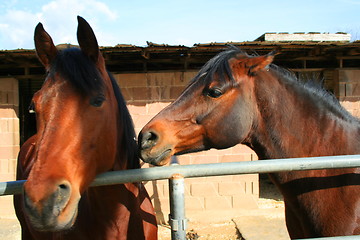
[169,156,187,240]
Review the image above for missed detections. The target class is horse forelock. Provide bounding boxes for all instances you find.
[193,46,247,86]
[49,47,104,95]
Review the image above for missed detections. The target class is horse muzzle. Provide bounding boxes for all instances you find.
[138,130,173,166]
[23,180,79,231]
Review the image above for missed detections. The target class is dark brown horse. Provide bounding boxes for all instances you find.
[13,16,157,240]
[139,47,360,238]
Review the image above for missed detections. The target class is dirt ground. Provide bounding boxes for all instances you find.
[157,174,288,240]
[0,175,288,240]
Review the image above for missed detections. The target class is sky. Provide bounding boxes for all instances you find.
[0,0,359,50]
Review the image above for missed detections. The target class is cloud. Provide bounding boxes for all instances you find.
[0,0,117,50]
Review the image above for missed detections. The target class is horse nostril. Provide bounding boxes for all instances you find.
[141,131,159,150]
[59,184,68,190]
[57,181,71,196]
[55,181,71,205]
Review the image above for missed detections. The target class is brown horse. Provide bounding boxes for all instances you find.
[139,47,360,238]
[13,16,157,240]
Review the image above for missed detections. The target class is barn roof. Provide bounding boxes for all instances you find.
[1,40,359,78]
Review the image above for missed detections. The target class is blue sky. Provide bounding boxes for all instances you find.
[0,0,359,50]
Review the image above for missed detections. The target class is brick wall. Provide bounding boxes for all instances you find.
[0,78,19,218]
[115,72,259,222]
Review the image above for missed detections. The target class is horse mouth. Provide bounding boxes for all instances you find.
[23,187,80,232]
[27,205,78,232]
[141,149,172,166]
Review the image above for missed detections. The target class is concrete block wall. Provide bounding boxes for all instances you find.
[115,72,259,222]
[337,70,360,117]
[0,78,19,218]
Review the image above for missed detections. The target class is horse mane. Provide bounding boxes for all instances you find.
[49,47,140,169]
[270,64,358,123]
[109,73,140,169]
[198,47,241,83]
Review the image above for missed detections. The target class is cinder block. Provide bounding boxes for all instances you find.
[183,72,198,83]
[0,91,5,104]
[177,155,191,165]
[204,196,232,209]
[0,146,17,159]
[191,155,218,164]
[185,196,205,210]
[190,182,218,197]
[0,159,9,173]
[133,115,154,129]
[127,104,146,116]
[231,145,255,155]
[115,73,147,88]
[232,194,258,209]
[0,132,19,146]
[0,195,16,218]
[8,159,17,174]
[119,87,131,101]
[159,86,170,100]
[7,118,20,133]
[146,102,169,115]
[218,182,245,196]
[147,72,174,87]
[150,87,161,101]
[0,108,17,118]
[0,172,15,181]
[0,119,7,133]
[144,180,164,198]
[152,197,170,212]
[220,154,251,163]
[132,87,150,101]
[170,86,185,99]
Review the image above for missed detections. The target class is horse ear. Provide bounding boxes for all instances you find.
[34,23,58,70]
[77,16,100,64]
[247,50,279,75]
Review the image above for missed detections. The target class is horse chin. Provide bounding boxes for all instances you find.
[25,192,80,232]
[141,149,172,166]
[29,206,78,232]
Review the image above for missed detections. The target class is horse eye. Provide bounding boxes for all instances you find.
[207,88,223,98]
[29,102,36,114]
[90,95,105,107]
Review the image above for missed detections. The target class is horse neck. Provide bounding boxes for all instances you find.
[246,70,360,160]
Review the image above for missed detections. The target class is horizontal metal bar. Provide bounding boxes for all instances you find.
[296,235,360,240]
[2,154,360,196]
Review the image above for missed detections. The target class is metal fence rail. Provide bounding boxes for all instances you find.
[3,154,360,196]
[2,154,360,240]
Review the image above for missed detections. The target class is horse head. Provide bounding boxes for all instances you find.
[22,16,120,231]
[139,48,276,165]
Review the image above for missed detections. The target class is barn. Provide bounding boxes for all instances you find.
[0,32,359,222]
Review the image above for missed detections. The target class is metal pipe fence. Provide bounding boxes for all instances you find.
[2,154,360,240]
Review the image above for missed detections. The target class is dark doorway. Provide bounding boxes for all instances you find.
[18,78,43,145]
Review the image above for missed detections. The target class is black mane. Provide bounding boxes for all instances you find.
[50,48,104,95]
[48,47,139,169]
[109,73,140,169]
[192,46,244,86]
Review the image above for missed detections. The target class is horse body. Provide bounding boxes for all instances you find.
[14,17,157,240]
[138,48,360,238]
[247,68,360,238]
